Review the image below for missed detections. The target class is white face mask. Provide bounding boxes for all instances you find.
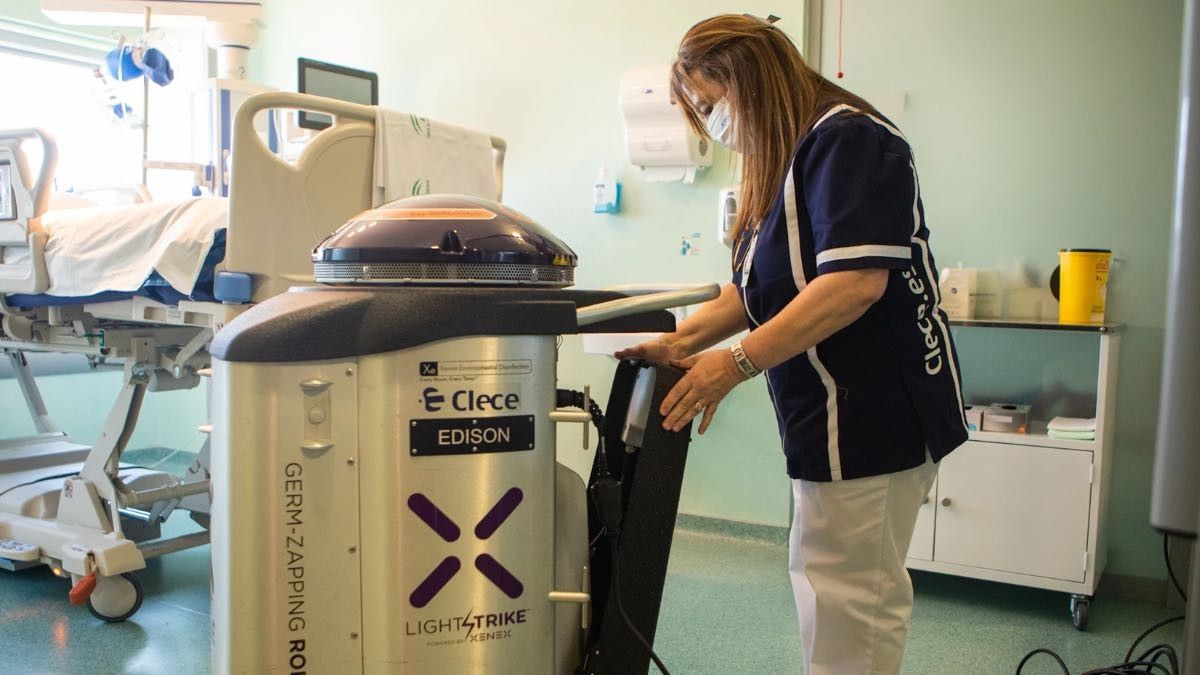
[705,97,736,149]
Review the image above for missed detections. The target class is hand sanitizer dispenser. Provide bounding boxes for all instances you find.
[718,186,739,247]
[593,163,621,214]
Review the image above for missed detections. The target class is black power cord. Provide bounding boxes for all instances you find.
[557,389,671,675]
[607,535,671,675]
[1014,534,1187,674]
[1015,649,1070,674]
[1164,534,1188,603]
[557,389,607,436]
[1122,616,1186,666]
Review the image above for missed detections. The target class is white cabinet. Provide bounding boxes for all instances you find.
[905,320,1120,630]
[934,441,1092,581]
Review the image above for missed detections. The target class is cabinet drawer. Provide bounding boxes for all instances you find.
[934,441,1092,582]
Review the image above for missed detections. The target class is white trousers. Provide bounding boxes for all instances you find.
[788,458,937,675]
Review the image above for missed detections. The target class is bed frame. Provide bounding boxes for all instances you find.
[0,92,506,617]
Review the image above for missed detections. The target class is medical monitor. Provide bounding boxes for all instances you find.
[297,58,378,130]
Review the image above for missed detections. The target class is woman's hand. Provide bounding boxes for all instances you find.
[614,335,685,363]
[659,349,746,434]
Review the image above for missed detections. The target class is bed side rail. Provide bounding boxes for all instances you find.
[235,93,507,200]
[0,128,55,296]
[223,92,507,304]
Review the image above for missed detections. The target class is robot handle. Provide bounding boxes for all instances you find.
[575,283,721,327]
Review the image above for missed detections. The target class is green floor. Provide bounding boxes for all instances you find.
[657,530,1184,674]
[0,450,1184,674]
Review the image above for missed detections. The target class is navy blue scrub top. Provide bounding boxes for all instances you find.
[732,105,968,482]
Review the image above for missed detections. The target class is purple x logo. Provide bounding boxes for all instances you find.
[407,487,525,608]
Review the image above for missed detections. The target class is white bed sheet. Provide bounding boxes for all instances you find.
[2,197,227,297]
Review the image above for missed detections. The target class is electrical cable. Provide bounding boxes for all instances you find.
[1037,661,1178,675]
[1123,616,1185,665]
[608,536,671,675]
[1081,663,1174,675]
[836,0,844,78]
[557,389,605,437]
[1164,534,1187,602]
[141,431,207,471]
[0,469,81,500]
[0,461,171,500]
[1014,534,1186,675]
[1136,643,1180,674]
[1015,648,1069,675]
[558,388,671,675]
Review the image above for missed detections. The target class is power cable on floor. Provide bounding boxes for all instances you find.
[1014,535,1186,675]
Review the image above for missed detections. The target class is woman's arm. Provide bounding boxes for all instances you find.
[615,282,748,361]
[740,269,888,370]
[665,282,749,356]
[657,268,888,432]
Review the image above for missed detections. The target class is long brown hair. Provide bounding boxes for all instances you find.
[671,14,877,241]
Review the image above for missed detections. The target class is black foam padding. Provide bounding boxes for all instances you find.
[582,359,691,675]
[211,287,675,362]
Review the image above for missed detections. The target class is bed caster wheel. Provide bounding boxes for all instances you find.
[87,573,144,623]
[1070,594,1090,631]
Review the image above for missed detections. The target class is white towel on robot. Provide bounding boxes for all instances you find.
[373,108,497,206]
[5,197,226,297]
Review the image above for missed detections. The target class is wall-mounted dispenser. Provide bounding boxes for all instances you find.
[717,185,739,247]
[593,163,621,214]
[619,65,713,183]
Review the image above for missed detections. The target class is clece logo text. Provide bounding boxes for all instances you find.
[421,388,520,414]
[902,268,944,375]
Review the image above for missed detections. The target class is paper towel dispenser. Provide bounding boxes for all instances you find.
[619,65,713,183]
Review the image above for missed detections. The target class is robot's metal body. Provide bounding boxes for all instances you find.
[209,196,713,673]
[212,333,575,673]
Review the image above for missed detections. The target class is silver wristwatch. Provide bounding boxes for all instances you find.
[730,341,762,379]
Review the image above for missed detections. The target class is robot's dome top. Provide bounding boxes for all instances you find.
[312,194,578,287]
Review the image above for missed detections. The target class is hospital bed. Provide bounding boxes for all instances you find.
[0,92,507,620]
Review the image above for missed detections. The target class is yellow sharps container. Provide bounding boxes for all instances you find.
[1058,248,1112,324]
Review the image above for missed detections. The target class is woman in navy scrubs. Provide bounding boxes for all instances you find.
[617,14,968,675]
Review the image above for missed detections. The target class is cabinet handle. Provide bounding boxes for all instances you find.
[941,497,953,507]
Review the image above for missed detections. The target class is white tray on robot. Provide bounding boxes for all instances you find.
[581,331,747,357]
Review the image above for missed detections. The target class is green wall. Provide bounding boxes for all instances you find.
[823,0,1183,580]
[0,365,209,454]
[1,0,1184,582]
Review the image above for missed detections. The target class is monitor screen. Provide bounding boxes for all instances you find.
[297,58,378,130]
